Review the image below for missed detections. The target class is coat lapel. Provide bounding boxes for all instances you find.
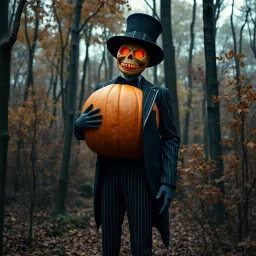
[140,76,159,128]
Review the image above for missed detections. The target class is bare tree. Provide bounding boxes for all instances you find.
[247,0,256,58]
[230,0,251,91]
[52,0,72,124]
[106,31,114,80]
[160,0,181,138]
[230,0,251,242]
[183,0,196,146]
[144,0,159,85]
[55,0,104,215]
[78,23,93,116]
[202,0,225,225]
[97,28,107,85]
[0,1,27,254]
[23,0,40,101]
[45,51,61,127]
[214,0,226,35]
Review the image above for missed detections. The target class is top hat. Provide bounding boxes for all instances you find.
[107,13,164,67]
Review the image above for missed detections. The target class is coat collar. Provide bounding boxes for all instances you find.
[121,73,142,82]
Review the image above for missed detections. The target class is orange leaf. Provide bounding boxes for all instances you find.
[246,141,254,148]
[228,105,235,112]
[212,99,219,104]
[240,61,245,67]
[236,53,246,59]
[249,129,256,134]
[228,49,235,56]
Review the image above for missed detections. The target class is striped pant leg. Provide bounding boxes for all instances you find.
[121,164,153,256]
[101,166,126,256]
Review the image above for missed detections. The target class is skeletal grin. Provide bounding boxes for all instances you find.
[120,62,141,70]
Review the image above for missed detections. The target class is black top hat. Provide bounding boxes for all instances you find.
[107,13,164,67]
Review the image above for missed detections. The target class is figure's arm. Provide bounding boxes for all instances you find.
[158,87,180,190]
[73,83,103,140]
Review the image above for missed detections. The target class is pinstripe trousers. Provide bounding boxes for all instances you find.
[100,157,153,256]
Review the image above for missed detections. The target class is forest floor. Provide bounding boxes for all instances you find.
[3,193,204,256]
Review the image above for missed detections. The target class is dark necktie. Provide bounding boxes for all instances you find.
[115,75,139,87]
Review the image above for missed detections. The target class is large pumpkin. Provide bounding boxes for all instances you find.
[82,84,159,159]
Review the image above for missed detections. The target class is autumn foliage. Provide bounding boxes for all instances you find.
[2,0,256,254]
[175,51,256,255]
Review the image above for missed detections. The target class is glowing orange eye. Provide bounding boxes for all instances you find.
[134,49,145,59]
[120,46,130,55]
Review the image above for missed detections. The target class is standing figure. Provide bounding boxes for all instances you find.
[74,13,180,256]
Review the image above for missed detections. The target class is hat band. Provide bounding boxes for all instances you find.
[125,31,154,43]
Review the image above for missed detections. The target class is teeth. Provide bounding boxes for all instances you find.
[121,62,140,69]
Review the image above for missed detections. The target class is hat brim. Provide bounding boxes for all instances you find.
[107,36,164,67]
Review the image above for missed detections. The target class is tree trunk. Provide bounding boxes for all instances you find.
[53,0,73,125]
[0,3,10,255]
[106,29,114,80]
[248,8,256,59]
[97,46,105,85]
[50,57,60,128]
[202,0,225,225]
[55,0,103,215]
[23,0,40,101]
[88,58,92,94]
[214,0,224,36]
[78,23,93,115]
[102,27,108,81]
[160,0,180,138]
[107,50,114,80]
[231,2,251,244]
[230,0,241,90]
[183,0,196,145]
[55,0,83,215]
[152,0,158,85]
[0,1,26,254]
[202,82,209,159]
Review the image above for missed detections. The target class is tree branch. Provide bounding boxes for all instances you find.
[238,6,251,54]
[144,0,160,21]
[7,0,27,48]
[9,0,17,30]
[78,2,104,34]
[64,13,72,49]
[24,7,31,51]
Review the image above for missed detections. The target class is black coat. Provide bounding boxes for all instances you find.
[74,76,180,249]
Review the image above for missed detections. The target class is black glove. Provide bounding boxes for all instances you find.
[74,104,102,140]
[156,184,173,214]
[76,103,102,130]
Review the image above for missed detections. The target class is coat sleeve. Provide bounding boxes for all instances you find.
[73,83,103,140]
[158,87,180,190]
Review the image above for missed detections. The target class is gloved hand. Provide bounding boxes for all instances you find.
[156,184,173,214]
[75,103,102,132]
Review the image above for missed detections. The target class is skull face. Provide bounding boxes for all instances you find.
[117,42,150,76]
